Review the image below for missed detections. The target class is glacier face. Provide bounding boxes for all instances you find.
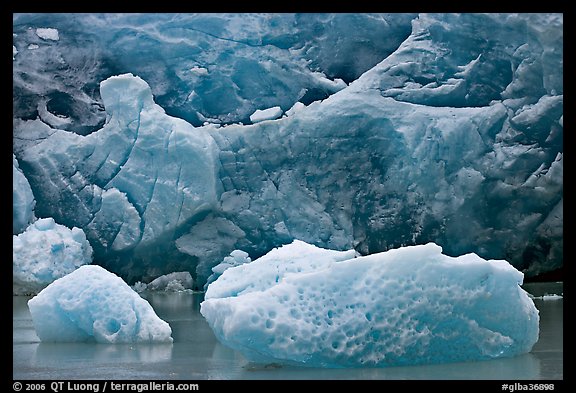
[13,154,35,234]
[13,13,414,132]
[201,241,539,367]
[13,13,562,288]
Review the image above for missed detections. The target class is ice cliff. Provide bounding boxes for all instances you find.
[13,13,562,288]
[13,154,36,234]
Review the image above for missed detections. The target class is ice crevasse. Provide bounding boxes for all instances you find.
[201,241,539,368]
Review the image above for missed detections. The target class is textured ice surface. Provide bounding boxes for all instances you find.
[13,13,562,287]
[28,265,173,343]
[201,241,539,368]
[35,28,59,41]
[147,271,194,292]
[14,73,219,285]
[13,13,413,132]
[13,154,35,234]
[205,240,356,299]
[249,106,283,123]
[13,218,92,295]
[204,249,252,290]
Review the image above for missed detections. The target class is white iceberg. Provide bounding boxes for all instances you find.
[28,265,173,343]
[204,249,252,290]
[201,241,539,368]
[13,218,92,295]
[147,271,194,292]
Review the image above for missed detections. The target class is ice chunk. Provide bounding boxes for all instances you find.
[13,218,92,295]
[131,281,148,293]
[13,154,36,234]
[285,101,305,117]
[205,240,356,300]
[249,106,283,123]
[35,27,59,41]
[147,271,193,292]
[309,72,348,93]
[28,265,173,343]
[189,66,209,76]
[530,294,563,301]
[204,249,252,290]
[201,241,539,368]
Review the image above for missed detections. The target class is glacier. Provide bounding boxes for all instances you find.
[13,154,35,234]
[13,218,93,295]
[28,265,173,343]
[201,241,539,367]
[13,13,414,133]
[13,13,562,289]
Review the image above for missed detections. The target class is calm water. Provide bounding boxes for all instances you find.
[13,282,563,380]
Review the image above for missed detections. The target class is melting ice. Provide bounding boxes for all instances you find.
[28,265,173,343]
[201,241,539,367]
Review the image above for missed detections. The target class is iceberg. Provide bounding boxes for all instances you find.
[28,265,173,343]
[13,13,562,287]
[13,218,93,295]
[204,249,252,290]
[201,241,539,368]
[146,271,194,292]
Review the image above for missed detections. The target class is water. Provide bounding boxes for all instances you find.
[13,282,563,380]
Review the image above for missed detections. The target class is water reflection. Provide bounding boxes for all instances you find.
[238,352,541,380]
[35,342,173,364]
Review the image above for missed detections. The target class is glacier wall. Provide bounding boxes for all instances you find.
[13,154,36,234]
[13,13,415,132]
[13,13,562,288]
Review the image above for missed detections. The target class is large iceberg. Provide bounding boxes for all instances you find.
[13,13,562,287]
[28,265,173,343]
[13,218,93,295]
[201,241,539,367]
